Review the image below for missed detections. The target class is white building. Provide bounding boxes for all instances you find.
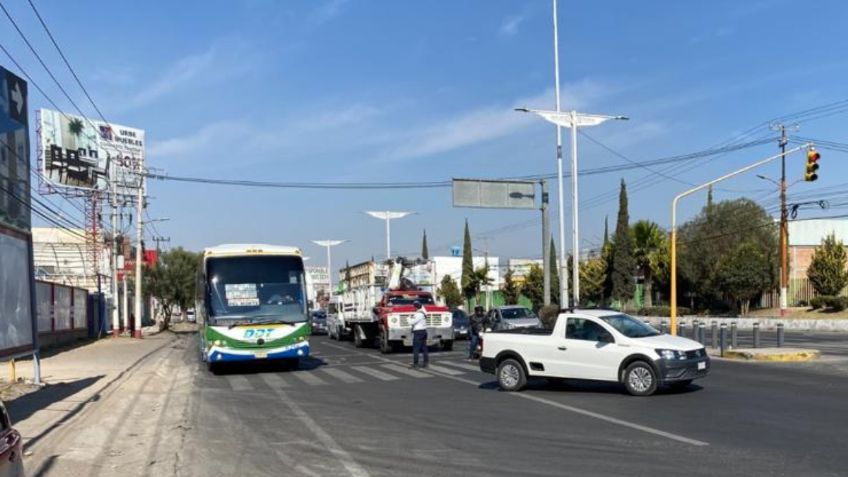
[33,227,110,292]
[432,255,500,291]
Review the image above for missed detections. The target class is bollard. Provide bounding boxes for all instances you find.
[731,322,738,348]
[711,321,718,349]
[698,322,706,345]
[753,322,760,348]
[679,321,686,338]
[777,323,785,348]
[660,321,668,334]
[720,323,727,357]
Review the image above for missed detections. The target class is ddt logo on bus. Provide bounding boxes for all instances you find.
[243,328,274,340]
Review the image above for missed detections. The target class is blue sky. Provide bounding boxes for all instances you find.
[4,0,848,272]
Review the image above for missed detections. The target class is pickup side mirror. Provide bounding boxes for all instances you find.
[597,332,615,344]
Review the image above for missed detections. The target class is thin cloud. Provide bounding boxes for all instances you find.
[126,48,215,109]
[500,15,525,37]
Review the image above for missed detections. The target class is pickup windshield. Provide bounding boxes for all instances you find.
[600,314,660,338]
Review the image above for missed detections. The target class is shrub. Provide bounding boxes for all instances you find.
[539,305,560,329]
[825,296,848,312]
[810,296,826,310]
[797,299,808,307]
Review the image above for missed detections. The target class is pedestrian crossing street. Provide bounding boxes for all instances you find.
[209,359,485,392]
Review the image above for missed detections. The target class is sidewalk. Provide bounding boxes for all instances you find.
[2,333,178,452]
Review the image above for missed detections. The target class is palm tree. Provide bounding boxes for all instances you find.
[631,220,668,308]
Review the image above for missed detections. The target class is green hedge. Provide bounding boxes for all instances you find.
[810,296,848,311]
[636,306,692,317]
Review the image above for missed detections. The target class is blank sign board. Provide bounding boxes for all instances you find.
[452,179,536,209]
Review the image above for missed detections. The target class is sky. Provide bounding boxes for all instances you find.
[4,0,848,275]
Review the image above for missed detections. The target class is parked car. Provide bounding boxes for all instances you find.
[311,310,328,335]
[480,309,709,396]
[452,309,470,340]
[489,306,542,331]
[0,401,24,477]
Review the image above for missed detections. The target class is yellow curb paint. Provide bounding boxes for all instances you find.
[723,350,821,362]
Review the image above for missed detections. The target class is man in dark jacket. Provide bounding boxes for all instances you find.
[467,306,487,360]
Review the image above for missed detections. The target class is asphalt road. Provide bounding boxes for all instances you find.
[171,333,848,476]
[678,327,848,356]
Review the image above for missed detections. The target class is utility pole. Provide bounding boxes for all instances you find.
[152,236,170,251]
[133,157,145,339]
[110,160,120,337]
[540,180,551,306]
[551,0,568,308]
[771,123,796,317]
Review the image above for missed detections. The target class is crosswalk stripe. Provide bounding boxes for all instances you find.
[226,375,254,391]
[320,367,364,384]
[437,361,483,372]
[424,364,464,376]
[351,366,400,381]
[381,363,432,378]
[259,372,291,389]
[291,371,328,386]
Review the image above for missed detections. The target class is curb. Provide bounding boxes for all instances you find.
[721,348,821,362]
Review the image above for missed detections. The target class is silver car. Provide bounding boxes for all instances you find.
[489,306,542,330]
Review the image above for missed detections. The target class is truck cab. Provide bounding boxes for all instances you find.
[375,290,453,353]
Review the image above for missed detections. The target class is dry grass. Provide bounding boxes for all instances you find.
[748,307,848,319]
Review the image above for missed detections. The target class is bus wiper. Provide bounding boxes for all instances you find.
[226,314,286,328]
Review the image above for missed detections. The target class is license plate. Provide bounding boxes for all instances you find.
[255,351,268,359]
[697,361,706,370]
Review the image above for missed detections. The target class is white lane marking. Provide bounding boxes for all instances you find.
[226,375,253,391]
[380,364,432,378]
[291,371,328,386]
[259,372,291,389]
[273,387,371,477]
[320,367,364,384]
[351,366,399,381]
[275,450,321,477]
[437,360,483,372]
[317,339,708,446]
[424,364,464,376]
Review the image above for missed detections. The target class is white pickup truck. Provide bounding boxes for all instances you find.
[479,309,709,396]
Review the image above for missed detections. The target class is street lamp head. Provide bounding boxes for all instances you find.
[365,211,414,220]
[312,240,348,247]
[615,116,630,121]
[514,107,531,113]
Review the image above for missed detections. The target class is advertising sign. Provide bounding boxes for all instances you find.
[38,108,144,195]
[0,67,35,358]
[452,178,536,209]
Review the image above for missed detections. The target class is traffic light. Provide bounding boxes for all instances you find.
[805,147,820,182]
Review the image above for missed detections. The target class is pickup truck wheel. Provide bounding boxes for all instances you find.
[623,361,658,396]
[497,359,527,392]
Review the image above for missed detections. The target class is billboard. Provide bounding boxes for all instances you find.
[0,67,35,358]
[38,108,144,195]
[452,179,536,209]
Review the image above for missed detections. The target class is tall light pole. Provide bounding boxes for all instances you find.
[311,240,347,297]
[516,107,627,306]
[364,211,414,259]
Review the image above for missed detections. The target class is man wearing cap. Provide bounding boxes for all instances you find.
[409,301,429,368]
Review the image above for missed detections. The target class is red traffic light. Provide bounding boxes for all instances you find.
[807,149,820,162]
[805,147,820,182]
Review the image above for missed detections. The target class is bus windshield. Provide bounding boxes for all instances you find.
[206,255,307,324]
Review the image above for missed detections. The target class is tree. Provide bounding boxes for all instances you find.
[807,233,848,296]
[470,265,493,305]
[502,268,521,305]
[611,179,635,303]
[549,237,560,305]
[145,248,201,328]
[438,275,463,308]
[580,255,608,305]
[522,264,545,311]
[678,198,778,310]
[716,242,773,315]
[603,215,609,247]
[461,220,475,299]
[421,229,429,259]
[631,220,667,308]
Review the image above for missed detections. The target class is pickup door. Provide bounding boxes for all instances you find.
[551,316,629,381]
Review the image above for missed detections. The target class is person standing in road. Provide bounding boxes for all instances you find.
[410,301,429,368]
[468,305,487,360]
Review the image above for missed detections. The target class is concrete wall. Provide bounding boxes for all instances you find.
[639,315,848,332]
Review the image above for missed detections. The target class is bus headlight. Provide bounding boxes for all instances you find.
[214,340,223,346]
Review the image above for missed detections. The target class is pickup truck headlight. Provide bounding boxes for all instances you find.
[391,317,398,325]
[656,349,685,360]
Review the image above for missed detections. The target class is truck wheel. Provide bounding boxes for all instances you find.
[497,359,527,392]
[354,326,365,348]
[441,340,453,351]
[623,361,658,396]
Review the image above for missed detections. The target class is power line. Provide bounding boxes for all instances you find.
[25,0,110,124]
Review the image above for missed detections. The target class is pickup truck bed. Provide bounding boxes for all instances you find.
[486,328,552,336]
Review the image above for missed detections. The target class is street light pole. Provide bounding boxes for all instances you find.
[364,211,414,259]
[551,0,568,308]
[670,144,809,335]
[515,107,627,306]
[311,240,347,297]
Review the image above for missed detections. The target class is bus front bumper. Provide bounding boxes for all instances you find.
[207,341,310,362]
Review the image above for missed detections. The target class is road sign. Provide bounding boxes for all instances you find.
[0,66,36,361]
[452,178,536,209]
